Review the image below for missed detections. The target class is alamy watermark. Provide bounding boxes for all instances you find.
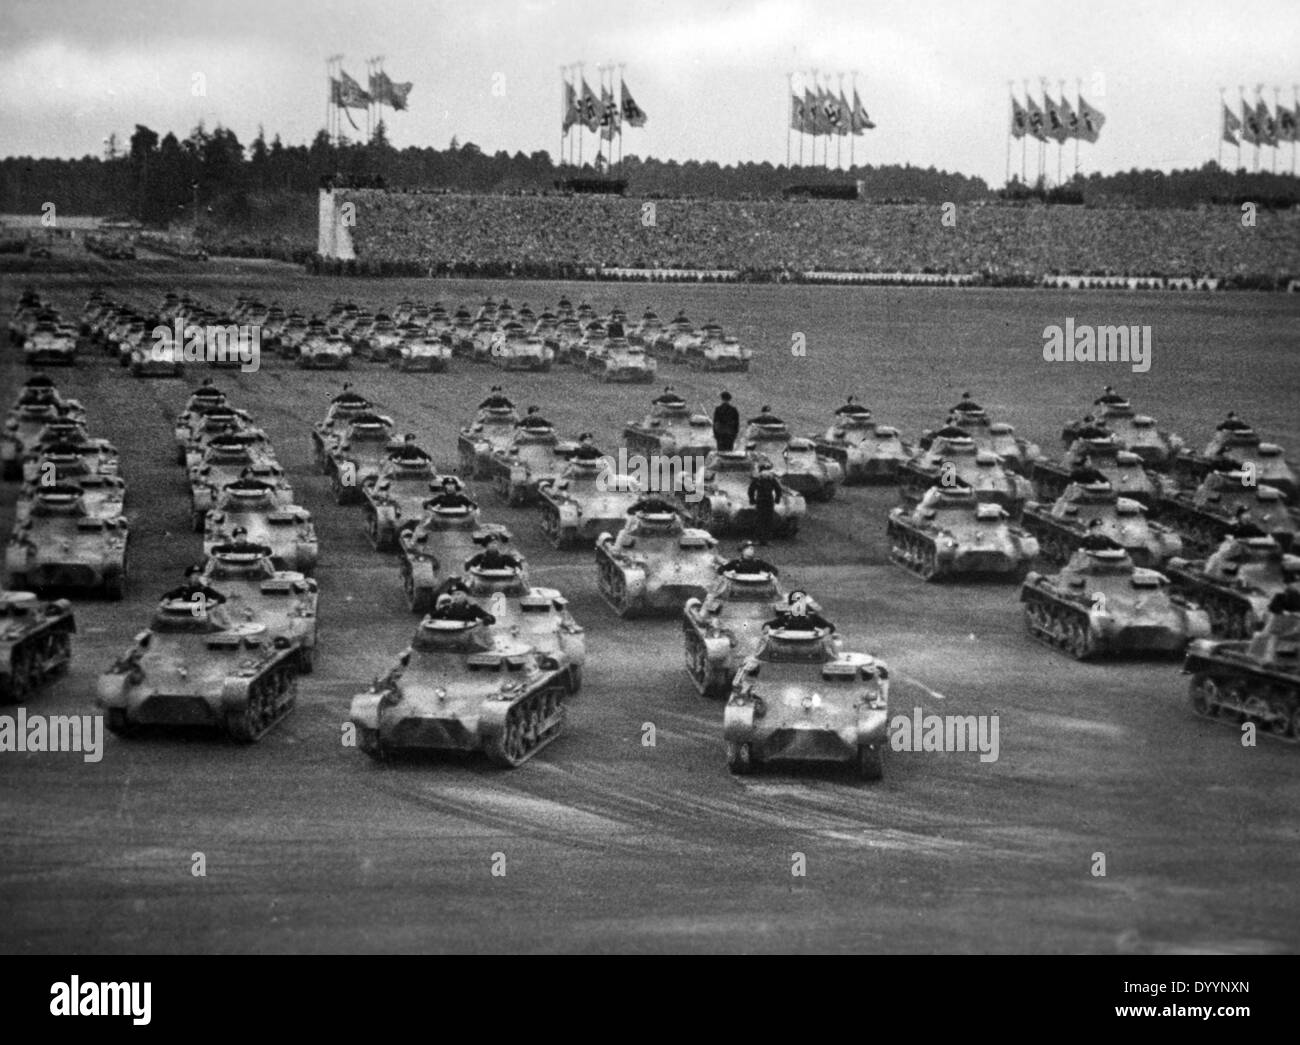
[0,709,104,763]
[596,450,705,502]
[151,318,261,372]
[50,977,150,1025]
[889,707,1000,763]
[1042,318,1151,373]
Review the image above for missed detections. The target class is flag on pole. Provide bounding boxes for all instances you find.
[1010,95,1028,138]
[1256,99,1277,145]
[620,81,647,127]
[1241,101,1260,145]
[371,71,413,111]
[1044,93,1069,143]
[600,86,620,139]
[836,89,851,136]
[1077,95,1105,143]
[851,88,875,132]
[819,87,843,133]
[790,93,806,132]
[562,80,579,132]
[805,88,824,134]
[1222,103,1241,145]
[579,79,601,131]
[1060,96,1081,138]
[1278,103,1297,143]
[1025,94,1048,141]
[333,71,372,109]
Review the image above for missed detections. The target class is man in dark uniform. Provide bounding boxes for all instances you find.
[430,590,497,625]
[1094,385,1127,407]
[1069,454,1111,486]
[1080,519,1123,551]
[1216,412,1252,432]
[465,534,523,572]
[161,565,227,607]
[390,433,432,462]
[718,542,779,576]
[1227,505,1267,539]
[628,496,680,516]
[952,391,984,416]
[713,391,740,452]
[748,405,785,427]
[478,386,514,410]
[1070,417,1112,442]
[748,462,784,545]
[516,405,553,430]
[834,395,871,418]
[764,591,835,632]
[425,477,477,511]
[653,386,686,408]
[570,432,605,462]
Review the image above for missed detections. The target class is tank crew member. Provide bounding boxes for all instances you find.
[466,534,523,572]
[1226,506,1267,539]
[627,496,680,517]
[1094,385,1128,406]
[834,395,870,417]
[331,383,369,406]
[952,391,984,415]
[713,391,740,452]
[1070,417,1112,442]
[932,414,970,441]
[478,385,514,410]
[1216,412,1252,432]
[425,477,477,511]
[161,565,227,607]
[1080,519,1123,551]
[1068,455,1110,485]
[215,526,275,559]
[748,462,785,546]
[557,297,573,313]
[653,385,686,407]
[570,433,605,462]
[515,405,553,430]
[430,590,496,625]
[390,433,433,462]
[718,542,779,577]
[764,591,835,632]
[748,405,785,427]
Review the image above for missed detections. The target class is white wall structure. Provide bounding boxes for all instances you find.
[317,188,356,260]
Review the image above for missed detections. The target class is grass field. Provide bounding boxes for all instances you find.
[2,260,1298,954]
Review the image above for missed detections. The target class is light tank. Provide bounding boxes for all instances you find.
[813,405,910,483]
[310,389,377,467]
[1172,425,1297,501]
[197,543,319,671]
[1020,547,1212,659]
[491,333,553,372]
[96,601,300,742]
[347,618,574,766]
[622,397,716,472]
[361,458,460,551]
[887,485,1038,581]
[723,626,890,779]
[484,423,577,507]
[1030,437,1169,507]
[0,589,75,703]
[585,336,657,382]
[188,434,287,528]
[682,567,787,698]
[6,484,129,598]
[181,408,269,471]
[173,382,233,463]
[1061,403,1183,470]
[595,505,719,617]
[296,333,352,369]
[683,450,806,538]
[753,435,840,502]
[1165,535,1300,638]
[324,413,399,504]
[1183,609,1300,742]
[1021,480,1183,567]
[1153,470,1296,557]
[202,479,319,574]
[16,471,126,526]
[392,333,452,372]
[457,404,521,478]
[23,320,78,366]
[537,460,643,548]
[397,507,513,613]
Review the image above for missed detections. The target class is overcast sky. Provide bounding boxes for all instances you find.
[2,0,1297,185]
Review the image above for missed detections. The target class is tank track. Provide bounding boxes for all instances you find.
[682,618,732,698]
[1021,586,1096,659]
[595,549,637,618]
[887,521,942,581]
[224,660,299,743]
[1186,664,1300,743]
[1164,567,1260,638]
[483,684,568,767]
[1,627,73,703]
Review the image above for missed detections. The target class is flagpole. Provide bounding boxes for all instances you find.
[1074,79,1081,176]
[1218,87,1224,168]
[1005,80,1012,186]
[1273,86,1280,174]
[618,63,626,173]
[850,70,858,172]
[786,72,793,170]
[1293,84,1298,177]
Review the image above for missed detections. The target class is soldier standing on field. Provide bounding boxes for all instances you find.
[713,391,739,451]
[748,463,784,545]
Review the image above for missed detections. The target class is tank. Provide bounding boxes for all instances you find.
[585,336,657,382]
[1172,427,1297,501]
[1021,481,1183,567]
[310,390,377,467]
[749,433,841,502]
[6,484,129,598]
[537,460,644,548]
[723,627,890,779]
[129,339,183,377]
[2,404,69,480]
[901,437,1034,514]
[682,568,787,698]
[181,408,269,471]
[456,567,586,690]
[1165,535,1300,637]
[943,415,1042,477]
[491,333,554,372]
[623,398,716,468]
[397,506,513,613]
[188,434,287,529]
[1153,468,1297,558]
[1183,610,1300,742]
[96,602,301,742]
[10,377,85,419]
[392,333,452,372]
[296,333,352,369]
[1061,405,1184,470]
[361,458,461,551]
[173,383,231,463]
[202,480,319,574]
[484,424,577,507]
[16,471,126,526]
[325,414,399,504]
[683,450,806,538]
[347,618,574,766]
[0,589,76,703]
[595,506,719,617]
[21,430,120,487]
[887,485,1039,581]
[22,320,77,366]
[1031,437,1169,507]
[197,544,319,671]
[682,332,751,372]
[1020,547,1212,659]
[457,405,521,478]
[813,406,911,483]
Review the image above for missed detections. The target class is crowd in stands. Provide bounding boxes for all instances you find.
[335,190,1300,285]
